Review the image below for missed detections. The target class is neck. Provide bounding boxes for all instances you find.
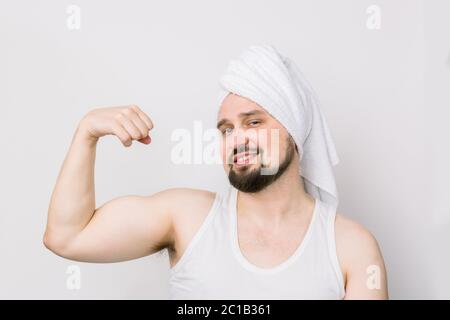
[236,160,315,226]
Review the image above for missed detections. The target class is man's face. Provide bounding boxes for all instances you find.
[217,93,298,193]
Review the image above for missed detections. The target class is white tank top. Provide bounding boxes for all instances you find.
[169,185,346,299]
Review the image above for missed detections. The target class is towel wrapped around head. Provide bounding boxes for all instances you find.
[217,44,340,207]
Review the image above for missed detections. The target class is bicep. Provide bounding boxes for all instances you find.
[57,191,174,263]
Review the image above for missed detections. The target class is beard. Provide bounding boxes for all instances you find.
[228,137,296,193]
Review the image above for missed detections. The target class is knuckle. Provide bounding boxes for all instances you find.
[130,104,140,112]
[139,123,148,133]
[123,107,134,116]
[114,113,124,121]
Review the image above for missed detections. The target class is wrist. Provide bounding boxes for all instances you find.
[75,120,99,146]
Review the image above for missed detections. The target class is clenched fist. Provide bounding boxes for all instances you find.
[78,105,154,147]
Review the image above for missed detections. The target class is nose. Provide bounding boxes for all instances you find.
[230,128,250,151]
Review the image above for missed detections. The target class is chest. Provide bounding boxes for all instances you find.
[236,221,309,269]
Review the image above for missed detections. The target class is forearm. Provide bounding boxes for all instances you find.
[45,121,98,244]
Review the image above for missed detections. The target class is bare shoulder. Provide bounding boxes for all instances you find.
[334,213,388,299]
[335,213,380,252]
[153,187,216,217]
[145,187,216,233]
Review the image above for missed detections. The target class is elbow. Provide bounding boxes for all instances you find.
[43,231,55,251]
[43,231,60,253]
[43,230,71,257]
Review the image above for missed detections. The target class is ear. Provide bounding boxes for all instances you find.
[288,134,299,153]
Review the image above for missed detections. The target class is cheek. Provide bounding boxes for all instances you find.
[260,132,289,165]
[258,129,281,155]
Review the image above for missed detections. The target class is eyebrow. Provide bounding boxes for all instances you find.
[216,110,265,129]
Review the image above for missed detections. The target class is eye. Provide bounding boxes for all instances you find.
[248,120,260,126]
[222,127,233,135]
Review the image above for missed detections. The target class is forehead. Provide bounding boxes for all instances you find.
[217,93,269,121]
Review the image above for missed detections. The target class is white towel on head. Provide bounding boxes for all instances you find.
[217,44,340,207]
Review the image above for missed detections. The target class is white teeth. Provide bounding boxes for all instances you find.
[236,152,257,164]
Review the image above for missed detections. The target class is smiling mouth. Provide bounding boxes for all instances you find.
[233,150,259,165]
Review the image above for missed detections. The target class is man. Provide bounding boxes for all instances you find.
[44,45,388,299]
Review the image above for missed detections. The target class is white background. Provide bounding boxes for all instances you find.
[0,0,449,299]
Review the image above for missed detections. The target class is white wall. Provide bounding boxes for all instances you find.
[0,0,448,299]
